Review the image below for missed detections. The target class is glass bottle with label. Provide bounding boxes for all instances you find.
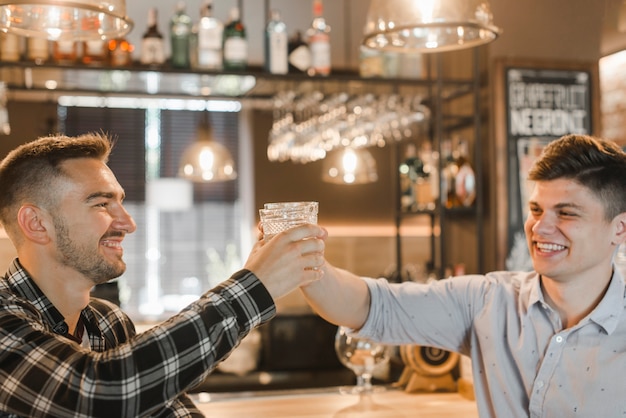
[0,32,22,62]
[53,40,78,65]
[223,7,247,71]
[26,37,49,65]
[306,0,331,76]
[287,31,310,74]
[399,143,418,211]
[453,139,476,207]
[0,81,10,135]
[141,7,166,66]
[419,140,439,209]
[170,1,192,68]
[191,0,223,70]
[52,10,77,64]
[265,9,288,74]
[412,147,435,211]
[108,38,134,67]
[81,39,108,66]
[441,139,461,209]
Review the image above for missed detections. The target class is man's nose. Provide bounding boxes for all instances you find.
[114,205,137,234]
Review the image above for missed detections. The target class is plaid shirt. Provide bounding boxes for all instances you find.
[0,259,276,417]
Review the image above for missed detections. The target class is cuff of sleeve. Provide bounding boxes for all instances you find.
[221,269,277,329]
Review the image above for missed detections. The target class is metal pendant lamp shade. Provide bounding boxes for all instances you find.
[0,0,133,40]
[178,114,237,183]
[363,0,501,53]
[322,147,378,185]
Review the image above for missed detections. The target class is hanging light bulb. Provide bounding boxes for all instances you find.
[178,112,237,183]
[363,0,501,53]
[322,147,378,185]
[0,0,133,41]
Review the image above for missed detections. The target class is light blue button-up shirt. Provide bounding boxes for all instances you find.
[359,270,626,417]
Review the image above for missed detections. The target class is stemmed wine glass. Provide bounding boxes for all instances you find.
[334,326,390,395]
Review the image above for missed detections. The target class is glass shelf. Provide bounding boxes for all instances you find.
[0,61,476,101]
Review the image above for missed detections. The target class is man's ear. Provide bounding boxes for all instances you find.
[17,205,51,244]
[612,213,626,246]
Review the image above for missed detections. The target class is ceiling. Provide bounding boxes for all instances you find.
[601,0,626,55]
[487,0,626,62]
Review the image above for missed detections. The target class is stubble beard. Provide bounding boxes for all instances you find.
[54,217,127,285]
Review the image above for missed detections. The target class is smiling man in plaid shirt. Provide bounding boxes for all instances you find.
[0,133,326,417]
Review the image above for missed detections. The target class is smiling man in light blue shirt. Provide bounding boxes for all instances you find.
[302,134,626,417]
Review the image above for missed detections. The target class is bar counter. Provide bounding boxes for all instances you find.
[192,387,479,417]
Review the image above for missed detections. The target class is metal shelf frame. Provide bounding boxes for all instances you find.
[394,47,485,280]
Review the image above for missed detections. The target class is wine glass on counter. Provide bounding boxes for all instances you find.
[334,326,390,395]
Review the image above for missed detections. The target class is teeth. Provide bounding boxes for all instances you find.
[536,242,565,251]
[102,241,121,248]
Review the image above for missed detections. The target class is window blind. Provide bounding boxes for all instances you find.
[59,105,242,320]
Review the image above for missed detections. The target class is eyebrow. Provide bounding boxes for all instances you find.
[529,201,585,211]
[85,191,125,202]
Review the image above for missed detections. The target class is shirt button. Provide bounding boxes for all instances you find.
[556,336,564,343]
[537,381,544,388]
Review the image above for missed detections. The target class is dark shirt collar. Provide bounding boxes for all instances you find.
[3,258,100,341]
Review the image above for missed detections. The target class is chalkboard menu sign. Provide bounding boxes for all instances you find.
[504,66,593,269]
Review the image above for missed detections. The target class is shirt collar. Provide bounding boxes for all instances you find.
[4,258,102,339]
[5,258,67,332]
[589,268,626,334]
[527,268,625,335]
[527,272,544,307]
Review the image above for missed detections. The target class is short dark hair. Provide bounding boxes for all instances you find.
[0,133,113,233]
[528,134,626,220]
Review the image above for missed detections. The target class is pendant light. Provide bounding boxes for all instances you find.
[363,0,501,53]
[178,112,237,183]
[0,0,133,41]
[322,147,378,185]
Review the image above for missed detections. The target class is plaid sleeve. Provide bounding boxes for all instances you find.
[0,269,275,417]
[150,394,204,418]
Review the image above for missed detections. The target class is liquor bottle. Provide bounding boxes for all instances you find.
[399,143,418,211]
[140,7,166,66]
[453,139,476,207]
[26,37,49,65]
[359,45,384,78]
[413,144,436,211]
[0,81,9,135]
[0,32,22,62]
[264,9,288,74]
[53,40,78,65]
[191,0,223,70]
[223,7,247,71]
[81,39,108,66]
[108,38,134,67]
[419,140,439,209]
[170,1,192,68]
[306,0,331,76]
[287,31,310,74]
[441,139,461,209]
